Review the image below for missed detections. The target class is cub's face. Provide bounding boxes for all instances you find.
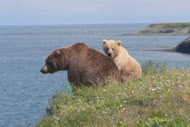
[41,50,66,74]
[103,40,122,59]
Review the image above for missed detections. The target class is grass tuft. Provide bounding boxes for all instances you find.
[37,62,190,127]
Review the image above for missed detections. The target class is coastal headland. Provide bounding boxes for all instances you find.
[122,22,190,36]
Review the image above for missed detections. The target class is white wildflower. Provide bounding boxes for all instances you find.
[103,111,107,114]
[151,88,157,91]
[97,116,102,118]
[149,87,161,91]
[53,116,59,120]
[124,88,128,90]
[166,80,170,83]
[122,107,127,111]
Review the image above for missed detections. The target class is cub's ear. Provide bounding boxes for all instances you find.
[102,39,107,45]
[117,40,122,46]
[53,50,61,58]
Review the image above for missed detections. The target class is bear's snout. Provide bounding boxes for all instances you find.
[40,65,48,74]
[107,50,113,57]
[107,53,112,57]
[40,68,47,74]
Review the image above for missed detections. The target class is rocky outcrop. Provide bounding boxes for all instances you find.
[138,24,190,35]
[141,37,190,54]
[122,23,190,36]
[173,37,190,54]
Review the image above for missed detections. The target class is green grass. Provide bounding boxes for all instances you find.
[149,22,190,28]
[36,61,190,127]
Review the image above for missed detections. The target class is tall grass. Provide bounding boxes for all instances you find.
[37,62,190,127]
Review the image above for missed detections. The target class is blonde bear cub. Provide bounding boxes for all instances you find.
[103,40,142,82]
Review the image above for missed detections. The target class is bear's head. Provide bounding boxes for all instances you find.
[103,40,122,59]
[41,49,69,74]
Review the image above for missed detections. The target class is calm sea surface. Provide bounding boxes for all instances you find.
[0,24,189,127]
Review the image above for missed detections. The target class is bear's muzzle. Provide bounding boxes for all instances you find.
[40,65,48,74]
[107,49,113,57]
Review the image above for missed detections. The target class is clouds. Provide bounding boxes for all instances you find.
[0,0,190,25]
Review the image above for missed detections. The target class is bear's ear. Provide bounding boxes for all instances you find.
[53,50,61,58]
[117,40,122,46]
[102,39,107,45]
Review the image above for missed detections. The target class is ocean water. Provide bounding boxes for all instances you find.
[0,24,189,127]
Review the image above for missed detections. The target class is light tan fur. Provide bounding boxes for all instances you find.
[103,40,142,82]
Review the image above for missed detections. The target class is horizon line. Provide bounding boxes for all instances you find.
[0,21,189,27]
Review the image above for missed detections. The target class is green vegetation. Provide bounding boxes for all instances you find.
[149,22,190,28]
[37,61,190,127]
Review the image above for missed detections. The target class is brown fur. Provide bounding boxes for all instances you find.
[103,40,142,82]
[41,42,120,86]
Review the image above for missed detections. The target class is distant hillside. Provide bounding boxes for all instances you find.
[122,22,190,36]
[149,22,190,28]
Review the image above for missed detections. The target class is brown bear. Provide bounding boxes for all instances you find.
[41,42,120,86]
[103,40,142,82]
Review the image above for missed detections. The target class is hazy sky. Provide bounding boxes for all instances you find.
[0,0,190,25]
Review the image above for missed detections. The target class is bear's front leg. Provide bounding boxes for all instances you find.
[68,69,81,86]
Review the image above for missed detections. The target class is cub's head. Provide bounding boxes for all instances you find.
[102,39,122,59]
[41,49,68,74]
